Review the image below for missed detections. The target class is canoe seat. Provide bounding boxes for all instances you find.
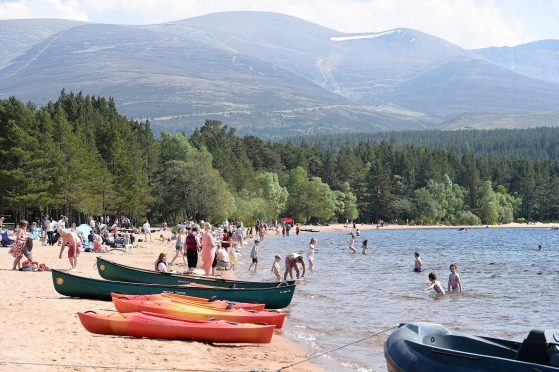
[516,330,552,365]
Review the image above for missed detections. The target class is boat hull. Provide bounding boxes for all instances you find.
[96,257,295,288]
[112,297,286,328]
[52,270,295,309]
[111,293,266,311]
[78,311,275,343]
[384,322,559,372]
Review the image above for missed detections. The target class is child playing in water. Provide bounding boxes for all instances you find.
[271,255,282,281]
[448,263,462,292]
[361,239,368,254]
[248,239,259,272]
[425,271,445,296]
[348,233,357,254]
[307,237,318,271]
[414,251,422,272]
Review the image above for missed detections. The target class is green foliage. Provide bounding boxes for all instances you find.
[451,211,482,225]
[285,167,336,223]
[4,95,559,226]
[477,181,520,224]
[413,175,466,223]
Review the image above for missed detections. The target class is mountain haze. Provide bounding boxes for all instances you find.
[0,11,558,135]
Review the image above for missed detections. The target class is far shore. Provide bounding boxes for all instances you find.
[295,222,558,233]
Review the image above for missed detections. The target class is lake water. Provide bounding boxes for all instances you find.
[235,227,558,371]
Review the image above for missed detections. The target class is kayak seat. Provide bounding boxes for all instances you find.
[516,330,548,365]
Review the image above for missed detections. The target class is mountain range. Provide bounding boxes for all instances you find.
[1,12,558,136]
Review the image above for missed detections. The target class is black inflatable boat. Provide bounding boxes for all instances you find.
[385,322,559,371]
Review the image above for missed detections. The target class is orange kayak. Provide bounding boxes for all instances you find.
[110,292,265,311]
[78,311,275,343]
[112,297,286,328]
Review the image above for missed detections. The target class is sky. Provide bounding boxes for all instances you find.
[1,0,558,49]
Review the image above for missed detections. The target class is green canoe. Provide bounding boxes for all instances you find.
[96,257,296,288]
[51,270,295,309]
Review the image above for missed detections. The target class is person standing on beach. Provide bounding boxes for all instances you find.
[414,251,423,272]
[284,253,306,280]
[40,213,48,245]
[54,215,67,244]
[58,229,82,271]
[200,223,217,276]
[307,237,318,271]
[235,224,243,247]
[185,225,200,273]
[448,264,462,293]
[169,228,187,267]
[143,220,151,242]
[348,233,357,254]
[248,239,259,272]
[8,220,28,270]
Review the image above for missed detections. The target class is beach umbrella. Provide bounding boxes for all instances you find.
[282,217,294,223]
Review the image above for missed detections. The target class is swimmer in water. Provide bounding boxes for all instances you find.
[414,251,422,272]
[425,271,445,297]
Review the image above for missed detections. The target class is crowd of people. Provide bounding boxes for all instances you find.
[4,213,467,299]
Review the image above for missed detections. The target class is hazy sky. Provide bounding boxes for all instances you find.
[1,0,558,49]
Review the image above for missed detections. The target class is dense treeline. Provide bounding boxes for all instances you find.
[285,128,559,160]
[1,93,558,226]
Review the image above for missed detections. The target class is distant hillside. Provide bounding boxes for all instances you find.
[474,40,559,83]
[1,12,559,135]
[438,112,559,130]
[283,127,559,160]
[0,18,82,69]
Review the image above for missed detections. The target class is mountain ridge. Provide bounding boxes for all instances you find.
[1,11,559,135]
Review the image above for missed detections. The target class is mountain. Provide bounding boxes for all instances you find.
[437,112,559,130]
[1,12,559,135]
[0,18,82,69]
[474,40,559,83]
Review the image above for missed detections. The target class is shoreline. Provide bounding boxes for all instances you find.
[295,222,558,233]
[0,231,320,372]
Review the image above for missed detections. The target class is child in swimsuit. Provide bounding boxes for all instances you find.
[425,271,445,297]
[448,263,462,292]
[307,238,318,271]
[271,255,282,281]
[414,251,422,272]
[349,234,357,254]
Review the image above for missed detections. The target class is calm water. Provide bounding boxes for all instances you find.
[235,228,558,371]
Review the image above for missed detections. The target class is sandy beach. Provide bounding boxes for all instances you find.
[0,230,320,372]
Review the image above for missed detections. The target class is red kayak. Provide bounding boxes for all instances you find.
[112,296,286,328]
[110,292,265,311]
[78,311,275,343]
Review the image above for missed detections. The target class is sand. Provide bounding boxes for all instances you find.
[0,230,320,372]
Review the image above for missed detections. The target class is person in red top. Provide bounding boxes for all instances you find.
[9,220,28,270]
[221,229,231,248]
